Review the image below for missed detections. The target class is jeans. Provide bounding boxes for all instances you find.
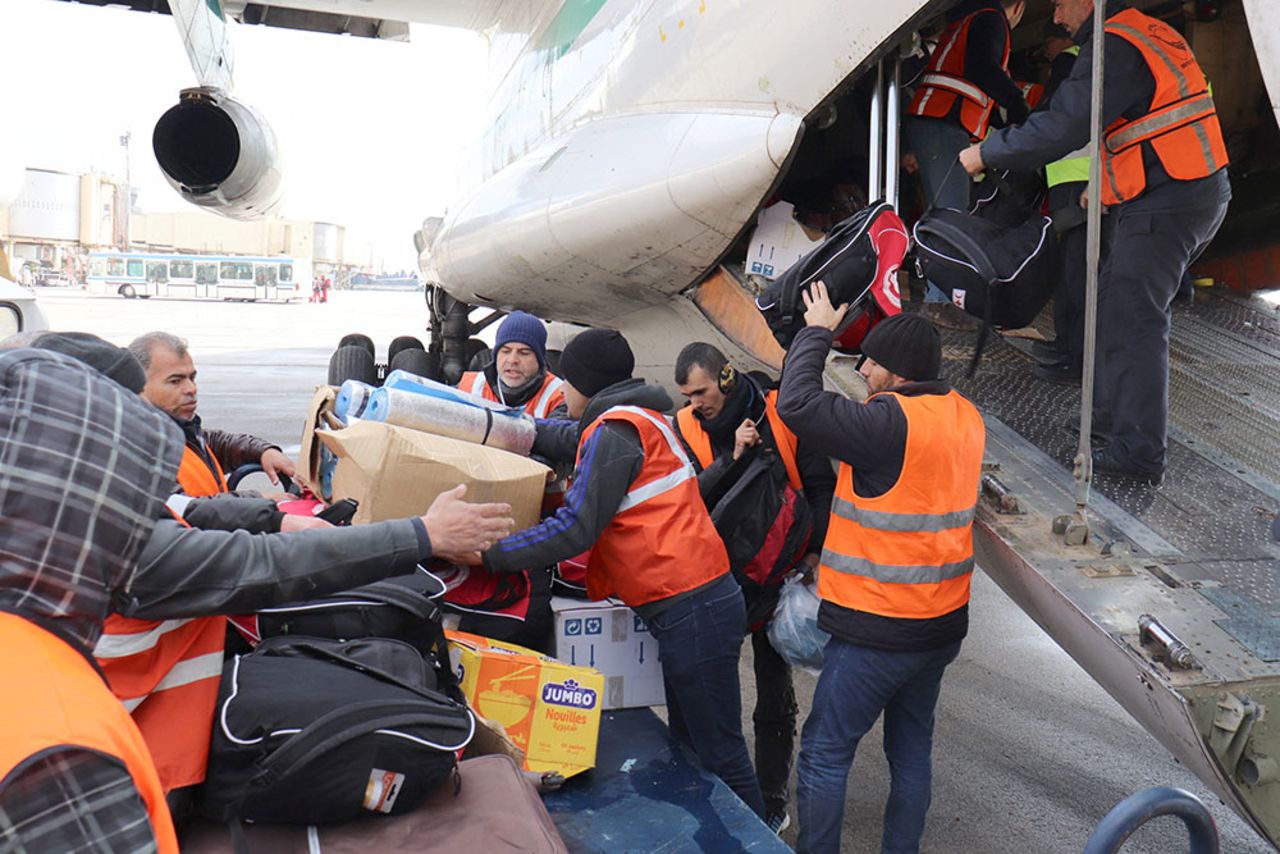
[1095,198,1228,472]
[904,117,973,304]
[649,573,766,818]
[751,627,798,817]
[795,637,962,854]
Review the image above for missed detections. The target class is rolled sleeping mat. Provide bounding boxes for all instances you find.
[364,386,536,455]
[383,369,514,414]
[333,379,375,422]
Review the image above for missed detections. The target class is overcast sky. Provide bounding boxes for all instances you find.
[1,0,489,271]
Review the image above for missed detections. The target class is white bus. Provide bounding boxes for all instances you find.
[86,252,311,301]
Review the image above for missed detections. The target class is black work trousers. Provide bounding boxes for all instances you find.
[1053,221,1087,369]
[750,624,798,816]
[1095,198,1228,473]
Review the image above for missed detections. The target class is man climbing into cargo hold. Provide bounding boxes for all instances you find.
[959,0,1231,486]
[778,283,985,854]
[474,327,767,819]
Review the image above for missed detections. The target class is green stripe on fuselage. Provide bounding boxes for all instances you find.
[537,0,609,58]
[205,0,225,22]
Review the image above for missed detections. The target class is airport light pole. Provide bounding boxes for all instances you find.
[119,131,132,251]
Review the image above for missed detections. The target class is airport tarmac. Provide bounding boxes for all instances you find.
[35,286,1274,853]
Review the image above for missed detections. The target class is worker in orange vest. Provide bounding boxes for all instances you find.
[0,348,185,853]
[961,0,1230,485]
[476,328,766,818]
[905,0,1028,331]
[778,285,985,854]
[458,311,567,418]
[672,342,835,834]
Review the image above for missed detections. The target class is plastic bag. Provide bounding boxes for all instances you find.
[767,573,830,673]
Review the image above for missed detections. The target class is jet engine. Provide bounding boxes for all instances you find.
[152,87,282,221]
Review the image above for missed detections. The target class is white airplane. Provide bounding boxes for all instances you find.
[45,0,1280,847]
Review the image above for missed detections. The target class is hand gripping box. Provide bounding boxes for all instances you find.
[550,597,666,710]
[446,630,602,779]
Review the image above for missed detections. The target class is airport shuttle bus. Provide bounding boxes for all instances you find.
[85,251,311,302]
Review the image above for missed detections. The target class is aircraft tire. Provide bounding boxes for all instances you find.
[336,332,376,359]
[465,338,490,371]
[389,346,439,381]
[387,335,426,365]
[328,344,377,387]
[545,348,562,376]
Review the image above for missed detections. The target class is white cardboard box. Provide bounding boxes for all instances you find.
[745,200,824,281]
[550,596,666,710]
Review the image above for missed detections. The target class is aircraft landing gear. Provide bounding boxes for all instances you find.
[426,285,503,385]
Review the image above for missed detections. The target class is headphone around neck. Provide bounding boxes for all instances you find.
[718,363,738,395]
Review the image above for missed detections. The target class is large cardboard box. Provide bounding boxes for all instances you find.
[551,597,666,710]
[446,630,602,779]
[317,420,550,529]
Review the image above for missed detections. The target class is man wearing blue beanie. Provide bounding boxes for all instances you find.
[458,310,566,417]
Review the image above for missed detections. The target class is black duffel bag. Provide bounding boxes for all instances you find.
[199,635,474,825]
[228,569,451,667]
[756,200,907,352]
[912,207,1057,330]
[708,453,813,630]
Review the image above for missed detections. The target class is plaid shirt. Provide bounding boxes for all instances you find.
[0,350,183,853]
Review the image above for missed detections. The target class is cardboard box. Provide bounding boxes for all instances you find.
[446,630,602,779]
[551,597,666,710]
[299,385,342,498]
[746,200,824,281]
[317,420,550,529]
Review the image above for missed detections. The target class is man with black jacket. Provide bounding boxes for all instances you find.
[778,284,985,854]
[961,0,1231,485]
[478,328,766,818]
[130,331,295,493]
[672,342,835,833]
[905,0,1028,330]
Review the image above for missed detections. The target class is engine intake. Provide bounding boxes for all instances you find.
[153,87,282,221]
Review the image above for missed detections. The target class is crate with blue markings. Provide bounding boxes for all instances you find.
[550,597,666,710]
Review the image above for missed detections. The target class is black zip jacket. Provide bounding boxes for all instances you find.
[980,0,1230,214]
[776,326,968,652]
[672,373,835,552]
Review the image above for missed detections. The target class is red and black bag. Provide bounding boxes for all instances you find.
[755,200,907,353]
[708,453,812,630]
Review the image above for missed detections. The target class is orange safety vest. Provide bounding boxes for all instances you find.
[176,441,228,496]
[578,406,729,605]
[1099,8,1228,206]
[908,7,1011,141]
[818,391,985,620]
[0,612,179,853]
[461,370,566,418]
[675,390,804,492]
[97,450,229,792]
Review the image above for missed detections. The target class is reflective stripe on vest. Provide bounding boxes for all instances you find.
[578,405,728,605]
[908,8,1011,141]
[818,390,985,620]
[95,511,225,791]
[1099,9,1227,205]
[0,613,179,852]
[177,442,227,497]
[531,375,566,418]
[467,371,488,397]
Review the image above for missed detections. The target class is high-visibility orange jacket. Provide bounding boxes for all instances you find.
[1099,8,1228,206]
[908,7,1012,141]
[460,370,566,418]
[96,449,229,791]
[818,390,985,620]
[176,441,228,496]
[577,406,729,605]
[0,612,179,852]
[675,390,804,491]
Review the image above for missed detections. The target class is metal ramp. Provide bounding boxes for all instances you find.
[948,287,1280,849]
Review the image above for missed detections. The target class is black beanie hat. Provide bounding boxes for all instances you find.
[859,313,942,382]
[35,332,148,393]
[558,328,635,397]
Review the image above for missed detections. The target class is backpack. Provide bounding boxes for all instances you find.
[912,207,1057,330]
[755,200,906,353]
[198,635,474,825]
[708,452,813,630]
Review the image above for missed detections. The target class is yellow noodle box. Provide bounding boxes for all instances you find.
[446,630,602,778]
